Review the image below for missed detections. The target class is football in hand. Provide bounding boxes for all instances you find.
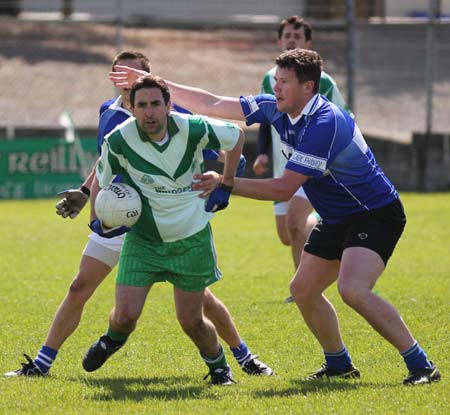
[95,183,142,228]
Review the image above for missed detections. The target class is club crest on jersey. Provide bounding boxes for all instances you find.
[141,174,154,184]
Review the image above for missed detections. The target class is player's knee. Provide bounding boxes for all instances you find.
[178,315,204,337]
[278,230,291,246]
[68,274,94,300]
[289,279,306,305]
[337,280,363,308]
[113,309,138,331]
[290,275,320,307]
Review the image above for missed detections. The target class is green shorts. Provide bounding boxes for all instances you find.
[116,224,221,292]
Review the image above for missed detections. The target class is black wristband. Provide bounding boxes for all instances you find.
[219,183,233,193]
[80,186,91,197]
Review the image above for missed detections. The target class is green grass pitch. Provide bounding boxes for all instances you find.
[0,194,449,414]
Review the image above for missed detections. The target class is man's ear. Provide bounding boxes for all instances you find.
[304,80,315,93]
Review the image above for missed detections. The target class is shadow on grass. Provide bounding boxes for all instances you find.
[75,376,211,401]
[253,378,396,399]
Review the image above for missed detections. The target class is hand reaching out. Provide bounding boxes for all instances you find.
[109,65,149,88]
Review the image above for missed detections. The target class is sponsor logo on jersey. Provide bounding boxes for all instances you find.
[290,151,327,172]
[154,185,193,194]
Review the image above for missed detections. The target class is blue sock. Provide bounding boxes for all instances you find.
[230,340,252,366]
[401,342,431,371]
[324,346,353,372]
[34,345,58,375]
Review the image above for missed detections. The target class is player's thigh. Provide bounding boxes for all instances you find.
[115,284,152,321]
[203,288,222,310]
[291,251,340,298]
[73,255,112,292]
[72,238,118,293]
[338,247,385,294]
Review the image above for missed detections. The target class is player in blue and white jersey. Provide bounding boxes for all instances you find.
[109,48,440,385]
[255,16,354,300]
[5,51,272,380]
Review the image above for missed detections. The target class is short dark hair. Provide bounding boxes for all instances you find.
[112,50,151,72]
[275,49,322,94]
[277,15,312,41]
[130,74,171,106]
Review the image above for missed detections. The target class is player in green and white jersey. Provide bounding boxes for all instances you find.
[253,16,354,302]
[82,74,245,385]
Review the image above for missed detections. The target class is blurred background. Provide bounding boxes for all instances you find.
[1,0,449,197]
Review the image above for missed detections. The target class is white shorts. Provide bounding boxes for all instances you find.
[82,232,124,268]
[273,186,309,216]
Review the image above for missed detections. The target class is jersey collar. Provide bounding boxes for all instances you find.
[288,93,322,124]
[109,96,132,116]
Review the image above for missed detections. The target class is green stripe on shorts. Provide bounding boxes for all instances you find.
[117,224,221,292]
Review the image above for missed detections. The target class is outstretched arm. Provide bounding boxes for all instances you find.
[165,81,245,121]
[194,168,308,202]
[110,65,245,121]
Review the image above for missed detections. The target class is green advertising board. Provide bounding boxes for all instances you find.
[0,137,98,199]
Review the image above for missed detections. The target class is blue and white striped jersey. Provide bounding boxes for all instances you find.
[240,93,398,224]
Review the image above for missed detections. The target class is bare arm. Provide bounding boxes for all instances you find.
[90,175,101,222]
[165,81,246,121]
[221,129,245,188]
[232,169,307,201]
[193,167,308,202]
[110,65,245,121]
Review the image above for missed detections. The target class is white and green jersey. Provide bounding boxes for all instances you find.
[97,112,240,243]
[260,67,354,178]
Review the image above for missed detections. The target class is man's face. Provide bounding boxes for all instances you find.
[273,66,311,117]
[278,24,311,51]
[114,58,145,100]
[132,87,170,141]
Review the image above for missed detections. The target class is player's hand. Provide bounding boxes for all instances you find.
[205,184,232,213]
[193,171,222,198]
[89,219,130,239]
[252,154,270,176]
[55,187,90,219]
[236,154,247,177]
[109,65,148,88]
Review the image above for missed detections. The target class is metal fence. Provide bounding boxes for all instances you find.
[1,1,450,141]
